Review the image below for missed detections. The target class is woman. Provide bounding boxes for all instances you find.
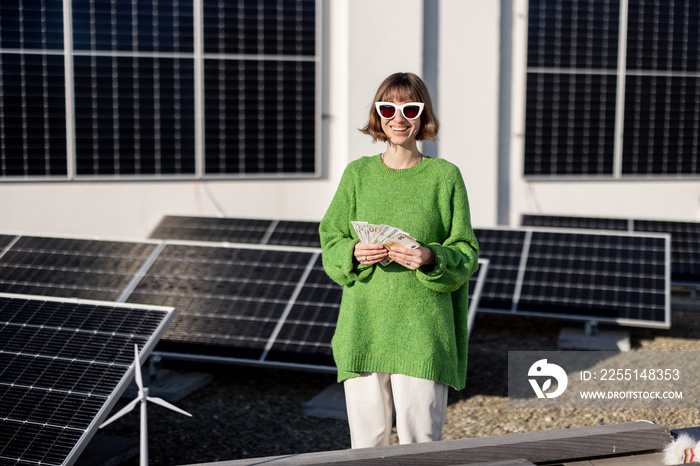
[319,72,479,448]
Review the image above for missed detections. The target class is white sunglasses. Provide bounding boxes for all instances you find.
[375,102,424,120]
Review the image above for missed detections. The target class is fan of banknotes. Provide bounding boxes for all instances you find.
[351,221,420,265]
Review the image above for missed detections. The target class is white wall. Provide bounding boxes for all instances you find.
[437,0,501,228]
[345,0,425,165]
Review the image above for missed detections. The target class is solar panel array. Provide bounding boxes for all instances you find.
[522,214,700,286]
[525,0,700,178]
[0,0,318,180]
[0,293,173,466]
[474,226,670,328]
[127,243,334,370]
[0,222,489,373]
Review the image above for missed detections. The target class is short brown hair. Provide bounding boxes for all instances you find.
[360,72,439,143]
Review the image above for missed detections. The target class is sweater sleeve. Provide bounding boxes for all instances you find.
[416,165,479,293]
[319,165,374,287]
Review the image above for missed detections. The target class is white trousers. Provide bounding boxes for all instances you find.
[343,372,448,449]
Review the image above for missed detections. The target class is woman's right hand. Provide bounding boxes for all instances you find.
[353,243,388,265]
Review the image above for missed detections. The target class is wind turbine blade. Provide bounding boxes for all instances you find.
[133,344,143,390]
[147,396,193,417]
[99,397,139,429]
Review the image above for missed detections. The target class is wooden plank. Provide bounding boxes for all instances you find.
[455,460,536,466]
[187,422,670,466]
[564,451,665,465]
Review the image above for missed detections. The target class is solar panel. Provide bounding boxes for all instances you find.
[522,214,700,286]
[0,52,68,178]
[475,227,670,328]
[126,243,322,368]
[267,221,322,248]
[149,215,321,248]
[633,219,700,287]
[0,293,174,466]
[72,55,197,177]
[0,236,159,302]
[473,228,528,311]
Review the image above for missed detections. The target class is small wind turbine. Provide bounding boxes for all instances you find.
[100,344,192,466]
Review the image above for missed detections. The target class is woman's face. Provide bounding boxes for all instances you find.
[379,100,422,147]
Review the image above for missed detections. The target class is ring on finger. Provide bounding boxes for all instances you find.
[406,260,411,266]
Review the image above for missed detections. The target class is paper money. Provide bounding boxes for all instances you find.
[350,221,420,265]
[382,232,420,251]
[350,221,370,242]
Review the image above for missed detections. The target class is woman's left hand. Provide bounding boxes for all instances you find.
[388,246,435,270]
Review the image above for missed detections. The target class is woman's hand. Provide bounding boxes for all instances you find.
[354,242,389,265]
[388,246,435,270]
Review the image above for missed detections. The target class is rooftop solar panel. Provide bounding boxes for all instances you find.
[125,243,317,367]
[0,293,174,466]
[633,219,700,286]
[475,227,671,328]
[0,229,488,373]
[473,228,528,311]
[522,214,700,286]
[262,254,339,369]
[266,220,322,248]
[0,236,158,302]
[149,215,321,248]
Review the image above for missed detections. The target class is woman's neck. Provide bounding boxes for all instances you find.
[381,143,423,169]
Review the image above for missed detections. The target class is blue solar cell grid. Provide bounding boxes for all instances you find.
[527,0,620,70]
[126,244,321,365]
[0,293,173,466]
[202,0,316,56]
[524,72,617,177]
[634,219,700,285]
[521,214,700,286]
[473,228,527,311]
[0,236,157,302]
[519,231,668,324]
[475,227,670,328]
[622,75,700,176]
[626,1,700,72]
[265,254,338,368]
[72,55,196,177]
[71,0,194,53]
[525,0,700,178]
[203,59,317,175]
[0,52,68,178]
[0,0,319,181]
[0,1,64,49]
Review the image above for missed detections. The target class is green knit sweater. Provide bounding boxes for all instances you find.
[319,154,479,390]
